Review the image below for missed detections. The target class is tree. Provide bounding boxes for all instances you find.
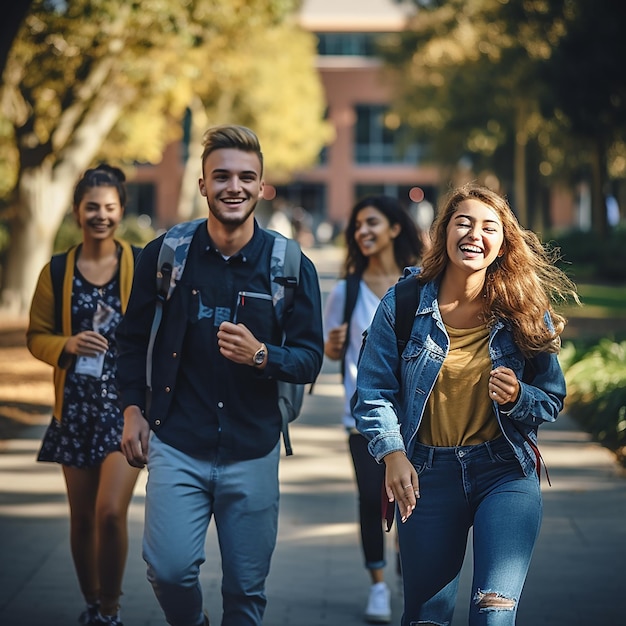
[0,0,329,315]
[537,0,626,238]
[174,20,333,220]
[381,0,555,224]
[384,0,626,233]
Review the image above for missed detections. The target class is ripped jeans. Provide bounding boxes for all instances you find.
[397,436,542,626]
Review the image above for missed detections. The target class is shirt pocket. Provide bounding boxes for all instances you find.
[233,291,275,343]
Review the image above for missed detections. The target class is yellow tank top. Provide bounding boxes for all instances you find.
[418,324,501,447]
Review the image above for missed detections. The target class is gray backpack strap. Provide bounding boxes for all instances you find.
[267,231,302,455]
[146,219,205,412]
[159,218,207,300]
[269,232,301,322]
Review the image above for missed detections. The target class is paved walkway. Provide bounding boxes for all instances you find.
[1,247,625,625]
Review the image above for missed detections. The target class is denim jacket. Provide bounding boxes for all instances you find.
[352,270,566,477]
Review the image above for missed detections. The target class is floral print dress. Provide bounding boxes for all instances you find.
[37,267,124,468]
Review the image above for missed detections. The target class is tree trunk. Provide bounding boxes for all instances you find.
[0,96,127,315]
[513,103,529,227]
[0,166,70,315]
[177,91,235,221]
[177,97,209,220]
[590,137,608,238]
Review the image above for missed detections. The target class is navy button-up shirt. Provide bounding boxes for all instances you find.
[117,220,323,460]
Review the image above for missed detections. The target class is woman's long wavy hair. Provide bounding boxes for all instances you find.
[420,183,579,356]
[342,195,424,277]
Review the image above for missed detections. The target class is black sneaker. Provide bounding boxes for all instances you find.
[78,604,100,626]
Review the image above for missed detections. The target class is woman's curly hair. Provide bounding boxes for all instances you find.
[419,183,579,357]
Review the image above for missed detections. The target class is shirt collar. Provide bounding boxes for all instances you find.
[199,219,265,264]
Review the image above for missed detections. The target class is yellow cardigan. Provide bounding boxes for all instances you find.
[26,240,137,422]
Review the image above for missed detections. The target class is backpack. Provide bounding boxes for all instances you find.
[393,274,422,351]
[340,272,361,381]
[350,273,421,374]
[146,218,304,456]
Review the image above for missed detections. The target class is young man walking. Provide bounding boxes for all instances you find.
[116,125,324,626]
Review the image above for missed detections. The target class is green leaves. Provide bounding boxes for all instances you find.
[1,0,328,175]
[562,339,626,462]
[383,0,625,234]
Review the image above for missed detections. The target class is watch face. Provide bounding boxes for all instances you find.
[254,349,266,365]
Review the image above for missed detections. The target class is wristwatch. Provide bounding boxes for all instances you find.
[252,343,267,367]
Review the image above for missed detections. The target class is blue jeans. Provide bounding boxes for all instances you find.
[143,434,280,626]
[398,436,542,626]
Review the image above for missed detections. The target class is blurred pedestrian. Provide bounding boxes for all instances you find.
[323,195,424,623]
[352,183,579,625]
[266,197,294,238]
[27,165,142,626]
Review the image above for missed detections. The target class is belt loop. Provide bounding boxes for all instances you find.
[427,445,435,468]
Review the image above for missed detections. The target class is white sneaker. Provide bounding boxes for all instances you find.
[364,582,391,624]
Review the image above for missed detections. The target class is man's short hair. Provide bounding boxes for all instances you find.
[201,125,264,175]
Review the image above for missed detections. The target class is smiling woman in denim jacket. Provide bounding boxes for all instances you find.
[352,183,579,626]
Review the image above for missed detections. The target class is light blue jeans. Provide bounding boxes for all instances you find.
[143,434,280,626]
[398,436,542,626]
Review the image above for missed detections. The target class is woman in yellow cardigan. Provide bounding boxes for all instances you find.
[27,164,141,626]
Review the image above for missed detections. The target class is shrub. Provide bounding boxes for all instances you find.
[552,227,626,282]
[561,339,626,465]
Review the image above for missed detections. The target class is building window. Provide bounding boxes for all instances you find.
[355,184,437,207]
[271,183,327,220]
[316,32,389,57]
[354,105,423,165]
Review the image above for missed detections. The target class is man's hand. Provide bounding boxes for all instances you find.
[217,321,264,366]
[121,406,150,468]
[383,450,420,523]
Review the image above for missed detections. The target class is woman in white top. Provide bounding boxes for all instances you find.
[324,195,425,624]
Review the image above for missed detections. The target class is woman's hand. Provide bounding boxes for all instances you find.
[489,366,520,406]
[324,322,348,360]
[383,450,420,523]
[64,330,108,357]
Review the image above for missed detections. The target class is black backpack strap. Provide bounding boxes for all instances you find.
[343,273,361,325]
[50,252,68,334]
[379,275,421,532]
[394,275,421,353]
[340,273,361,381]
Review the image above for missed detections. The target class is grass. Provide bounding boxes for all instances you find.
[559,282,626,319]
